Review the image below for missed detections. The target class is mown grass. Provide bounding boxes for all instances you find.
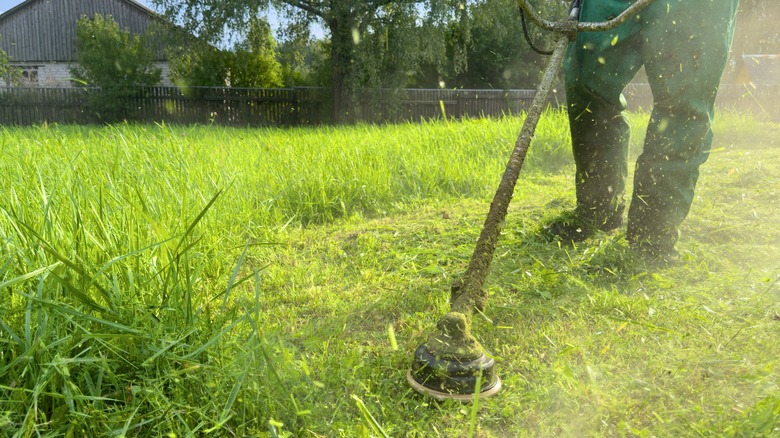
[0,110,778,437]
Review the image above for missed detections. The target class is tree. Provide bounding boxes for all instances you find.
[277,32,329,87]
[166,39,230,87]
[413,0,567,89]
[153,0,463,121]
[0,45,21,86]
[452,0,549,89]
[166,17,283,89]
[228,17,284,88]
[71,14,162,121]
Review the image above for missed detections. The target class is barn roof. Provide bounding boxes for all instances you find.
[0,0,164,62]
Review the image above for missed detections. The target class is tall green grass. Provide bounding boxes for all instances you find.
[1,110,778,436]
[0,112,571,435]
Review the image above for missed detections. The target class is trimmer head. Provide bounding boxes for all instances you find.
[407,343,501,401]
[406,312,501,401]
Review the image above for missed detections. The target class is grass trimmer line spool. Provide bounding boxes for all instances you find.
[407,312,502,401]
[407,0,656,401]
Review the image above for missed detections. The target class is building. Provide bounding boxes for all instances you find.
[0,0,172,87]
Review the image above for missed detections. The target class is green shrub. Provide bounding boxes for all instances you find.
[71,14,161,122]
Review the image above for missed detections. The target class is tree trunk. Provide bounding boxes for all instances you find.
[327,10,357,123]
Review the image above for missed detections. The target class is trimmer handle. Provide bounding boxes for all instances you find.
[519,0,655,34]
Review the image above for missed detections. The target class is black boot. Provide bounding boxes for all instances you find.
[543,209,623,243]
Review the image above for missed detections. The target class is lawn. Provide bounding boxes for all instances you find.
[1,111,778,437]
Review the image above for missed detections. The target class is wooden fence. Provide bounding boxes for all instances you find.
[0,86,542,126]
[0,87,94,125]
[0,84,777,126]
[133,87,323,126]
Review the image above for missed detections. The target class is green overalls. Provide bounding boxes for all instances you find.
[564,0,739,253]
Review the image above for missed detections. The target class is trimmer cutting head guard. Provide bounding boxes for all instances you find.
[407,344,501,401]
[407,312,501,401]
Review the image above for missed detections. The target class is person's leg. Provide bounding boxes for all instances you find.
[627,0,739,256]
[558,0,643,241]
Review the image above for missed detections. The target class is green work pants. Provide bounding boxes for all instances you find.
[564,0,739,251]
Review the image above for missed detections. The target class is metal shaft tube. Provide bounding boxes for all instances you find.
[450,35,570,315]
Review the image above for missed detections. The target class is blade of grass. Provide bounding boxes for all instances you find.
[211,264,270,305]
[244,308,287,391]
[220,370,247,423]
[0,319,23,348]
[42,244,115,313]
[182,314,246,360]
[6,212,117,312]
[223,240,249,311]
[468,372,483,438]
[172,189,222,255]
[12,289,145,335]
[140,328,198,367]
[0,262,61,290]
[351,394,390,438]
[48,271,112,315]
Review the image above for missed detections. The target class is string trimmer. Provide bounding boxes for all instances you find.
[407,0,656,401]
